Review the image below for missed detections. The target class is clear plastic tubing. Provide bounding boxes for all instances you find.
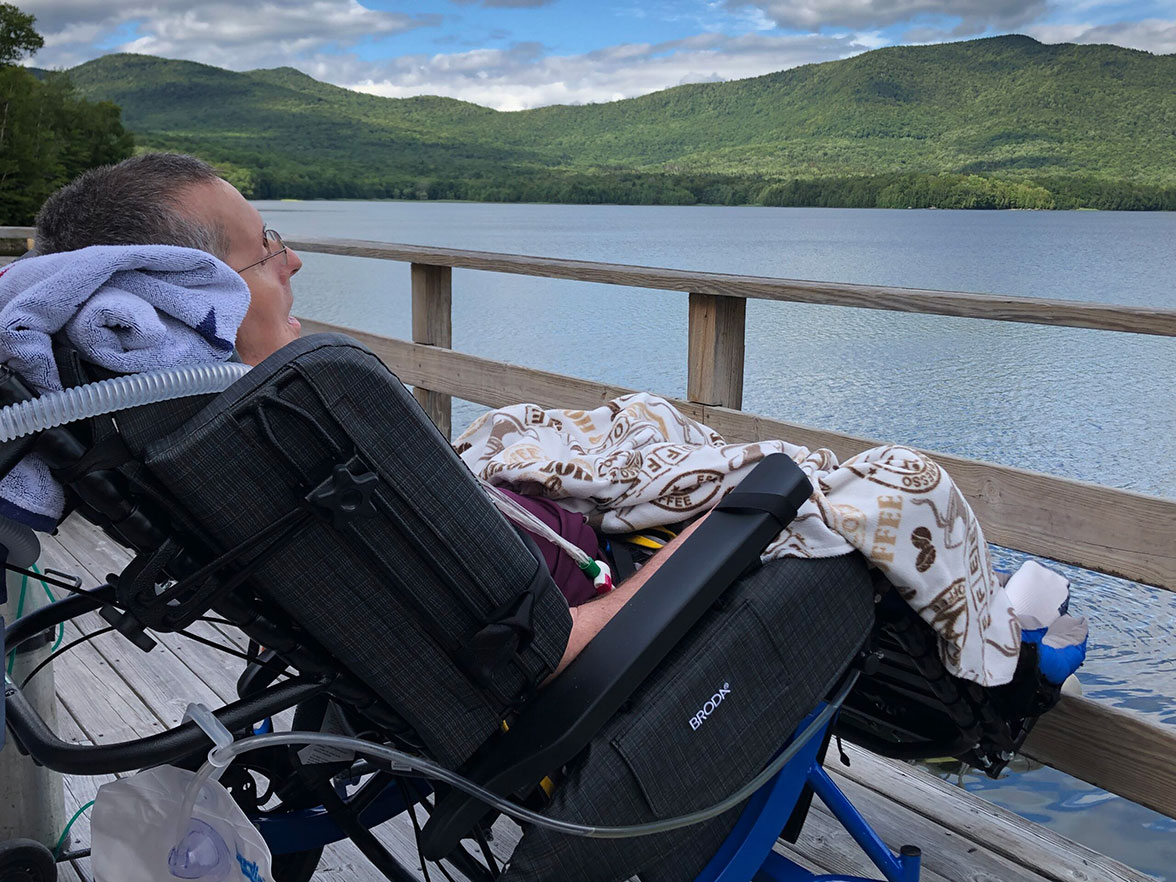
[0,363,252,443]
[180,674,857,845]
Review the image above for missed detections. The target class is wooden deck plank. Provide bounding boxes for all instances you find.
[816,773,1052,882]
[55,856,90,882]
[57,699,115,882]
[64,614,226,727]
[42,526,256,706]
[37,523,250,734]
[833,743,1153,882]
[789,806,952,882]
[771,839,837,878]
[51,627,166,745]
[52,514,132,577]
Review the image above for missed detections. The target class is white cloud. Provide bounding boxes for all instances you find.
[852,30,890,49]
[344,32,871,110]
[724,0,1049,32]
[39,22,109,50]
[21,0,440,70]
[1026,18,1176,54]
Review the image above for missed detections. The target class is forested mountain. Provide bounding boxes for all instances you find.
[65,35,1176,209]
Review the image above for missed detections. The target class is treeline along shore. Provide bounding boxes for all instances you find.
[211,166,1175,211]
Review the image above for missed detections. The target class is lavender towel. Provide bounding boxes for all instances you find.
[0,245,251,530]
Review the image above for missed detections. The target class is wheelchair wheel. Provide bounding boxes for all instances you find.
[271,846,323,882]
[0,839,56,882]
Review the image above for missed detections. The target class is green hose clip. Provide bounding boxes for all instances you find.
[54,799,95,861]
[577,558,602,580]
[577,557,614,595]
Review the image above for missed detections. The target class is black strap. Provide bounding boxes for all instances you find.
[607,538,637,584]
[51,433,133,485]
[118,536,184,607]
[457,562,551,701]
[715,489,806,530]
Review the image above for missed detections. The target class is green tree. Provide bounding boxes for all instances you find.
[0,3,41,66]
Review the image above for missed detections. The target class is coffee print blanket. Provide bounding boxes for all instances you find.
[455,392,1021,686]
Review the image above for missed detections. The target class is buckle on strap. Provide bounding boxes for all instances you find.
[457,561,552,699]
[306,456,379,530]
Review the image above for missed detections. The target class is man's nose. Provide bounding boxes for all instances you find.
[287,247,303,276]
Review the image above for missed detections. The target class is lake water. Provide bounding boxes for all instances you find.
[255,200,1176,877]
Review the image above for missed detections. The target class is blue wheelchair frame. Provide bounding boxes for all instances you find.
[254,706,921,882]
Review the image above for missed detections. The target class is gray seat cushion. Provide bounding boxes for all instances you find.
[505,552,876,882]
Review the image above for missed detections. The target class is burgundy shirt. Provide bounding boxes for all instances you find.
[500,489,601,608]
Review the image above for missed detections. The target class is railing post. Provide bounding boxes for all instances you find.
[411,263,453,439]
[687,292,746,409]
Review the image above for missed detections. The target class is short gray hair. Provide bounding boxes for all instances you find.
[34,153,232,259]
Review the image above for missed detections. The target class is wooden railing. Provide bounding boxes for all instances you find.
[6,226,1176,822]
[0,229,34,256]
[288,237,1176,823]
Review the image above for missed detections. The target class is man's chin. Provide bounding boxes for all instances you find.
[288,316,302,335]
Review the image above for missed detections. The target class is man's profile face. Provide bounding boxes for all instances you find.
[181,178,303,365]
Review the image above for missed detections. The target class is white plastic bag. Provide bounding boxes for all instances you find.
[1004,559,1088,685]
[91,764,273,882]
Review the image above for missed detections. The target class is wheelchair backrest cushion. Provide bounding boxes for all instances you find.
[504,552,875,882]
[142,333,573,767]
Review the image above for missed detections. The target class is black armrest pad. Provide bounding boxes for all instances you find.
[421,453,811,859]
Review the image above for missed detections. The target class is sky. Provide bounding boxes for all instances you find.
[18,1,1176,111]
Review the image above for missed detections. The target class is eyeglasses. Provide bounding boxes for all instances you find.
[236,229,288,273]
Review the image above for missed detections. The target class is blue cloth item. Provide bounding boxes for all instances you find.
[1021,616,1089,685]
[0,245,251,530]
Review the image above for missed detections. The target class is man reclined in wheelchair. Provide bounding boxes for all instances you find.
[0,154,1087,882]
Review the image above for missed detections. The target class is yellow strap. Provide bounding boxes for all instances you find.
[625,535,666,551]
[647,526,680,540]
